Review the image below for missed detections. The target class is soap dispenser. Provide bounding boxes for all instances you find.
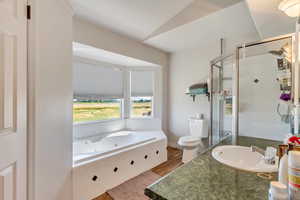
[278,145,288,186]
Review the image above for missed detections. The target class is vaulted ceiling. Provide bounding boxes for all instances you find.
[245,0,294,38]
[71,0,195,40]
[71,0,296,53]
[145,2,260,52]
[73,42,159,67]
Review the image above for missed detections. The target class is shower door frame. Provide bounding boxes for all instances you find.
[209,33,294,146]
[209,53,233,146]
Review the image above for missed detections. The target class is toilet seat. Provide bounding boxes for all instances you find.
[178,136,201,147]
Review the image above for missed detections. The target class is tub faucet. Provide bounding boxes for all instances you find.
[250,146,276,165]
[250,146,265,156]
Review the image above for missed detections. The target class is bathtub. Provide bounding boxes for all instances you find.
[73,130,167,200]
[73,131,158,165]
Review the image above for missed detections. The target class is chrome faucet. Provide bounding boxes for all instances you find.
[250,146,265,156]
[250,146,276,165]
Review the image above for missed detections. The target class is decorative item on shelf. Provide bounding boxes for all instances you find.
[270,43,293,102]
[280,93,291,102]
[219,89,233,115]
[277,58,292,101]
[185,81,209,102]
[225,97,233,115]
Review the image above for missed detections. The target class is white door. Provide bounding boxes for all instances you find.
[0,0,27,200]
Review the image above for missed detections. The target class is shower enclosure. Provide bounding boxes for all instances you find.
[209,34,295,145]
[209,52,234,145]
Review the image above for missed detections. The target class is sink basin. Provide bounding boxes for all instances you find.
[212,145,278,173]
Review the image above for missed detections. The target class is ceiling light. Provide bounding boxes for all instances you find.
[279,0,300,17]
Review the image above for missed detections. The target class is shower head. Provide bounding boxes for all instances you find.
[269,43,291,60]
[269,50,285,57]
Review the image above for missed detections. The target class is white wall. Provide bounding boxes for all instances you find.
[73,17,169,67]
[27,0,73,200]
[168,47,219,146]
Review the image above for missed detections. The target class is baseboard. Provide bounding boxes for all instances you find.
[167,136,180,149]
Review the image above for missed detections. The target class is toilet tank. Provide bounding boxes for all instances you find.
[189,117,208,138]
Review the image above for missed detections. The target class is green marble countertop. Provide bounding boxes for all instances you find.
[145,136,280,200]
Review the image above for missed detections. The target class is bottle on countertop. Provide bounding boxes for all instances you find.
[278,147,288,186]
[269,181,288,200]
[288,151,300,200]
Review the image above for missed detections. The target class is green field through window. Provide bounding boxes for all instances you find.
[131,97,152,118]
[73,97,153,123]
[73,100,121,123]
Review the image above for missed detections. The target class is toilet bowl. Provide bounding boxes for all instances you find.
[178,116,208,163]
[178,136,202,163]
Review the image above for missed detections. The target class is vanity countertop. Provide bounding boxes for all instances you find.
[145,136,280,200]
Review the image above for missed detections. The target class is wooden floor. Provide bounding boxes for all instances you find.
[93,147,183,200]
[151,147,183,176]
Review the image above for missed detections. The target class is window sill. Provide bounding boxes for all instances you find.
[128,117,154,120]
[73,118,123,126]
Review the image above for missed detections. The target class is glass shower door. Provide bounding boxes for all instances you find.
[236,37,293,141]
[210,57,233,145]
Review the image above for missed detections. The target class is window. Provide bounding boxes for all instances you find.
[73,60,124,123]
[130,71,154,118]
[73,58,158,122]
[131,97,152,118]
[73,99,122,123]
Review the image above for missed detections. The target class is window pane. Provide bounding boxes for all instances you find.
[73,99,121,123]
[131,97,152,118]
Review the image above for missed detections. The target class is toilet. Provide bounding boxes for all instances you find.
[178,115,208,163]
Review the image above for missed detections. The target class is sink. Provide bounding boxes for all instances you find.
[212,145,278,173]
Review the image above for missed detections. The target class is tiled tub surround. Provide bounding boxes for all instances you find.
[145,136,280,200]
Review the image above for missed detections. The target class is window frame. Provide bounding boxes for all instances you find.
[129,69,156,119]
[72,56,128,125]
[72,56,159,124]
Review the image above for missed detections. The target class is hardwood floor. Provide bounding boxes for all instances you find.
[93,193,113,200]
[93,147,183,200]
[152,147,183,176]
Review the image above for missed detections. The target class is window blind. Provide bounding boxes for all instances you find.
[130,71,154,97]
[73,61,123,100]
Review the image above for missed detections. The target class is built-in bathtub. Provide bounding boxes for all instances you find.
[74,131,157,165]
[73,130,167,200]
